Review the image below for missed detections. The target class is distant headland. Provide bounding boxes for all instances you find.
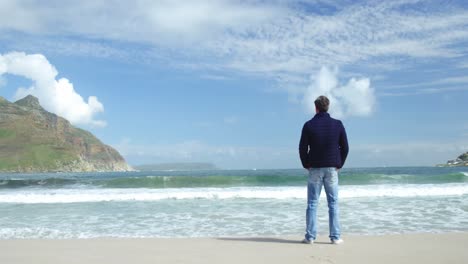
[134,162,218,171]
[437,151,468,167]
[0,95,132,173]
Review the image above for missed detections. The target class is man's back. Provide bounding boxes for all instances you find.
[300,95,348,244]
[299,112,349,169]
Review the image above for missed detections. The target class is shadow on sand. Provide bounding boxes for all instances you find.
[217,237,330,245]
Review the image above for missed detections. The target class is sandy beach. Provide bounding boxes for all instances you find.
[1,233,467,264]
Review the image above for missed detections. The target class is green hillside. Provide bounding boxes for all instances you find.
[0,95,131,172]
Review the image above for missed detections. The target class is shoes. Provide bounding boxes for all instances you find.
[302,238,343,244]
[331,238,344,245]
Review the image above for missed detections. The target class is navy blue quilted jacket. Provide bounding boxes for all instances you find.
[299,112,349,169]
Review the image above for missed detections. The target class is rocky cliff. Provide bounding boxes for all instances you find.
[0,95,132,172]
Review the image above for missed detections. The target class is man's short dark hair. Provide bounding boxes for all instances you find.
[314,95,330,112]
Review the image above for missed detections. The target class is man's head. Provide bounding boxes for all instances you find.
[314,95,330,113]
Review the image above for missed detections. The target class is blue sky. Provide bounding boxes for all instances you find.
[0,0,467,169]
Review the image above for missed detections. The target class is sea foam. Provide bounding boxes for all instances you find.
[1,183,467,204]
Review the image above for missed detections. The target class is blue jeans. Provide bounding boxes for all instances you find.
[305,167,340,241]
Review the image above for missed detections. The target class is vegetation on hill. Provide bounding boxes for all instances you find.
[0,95,131,172]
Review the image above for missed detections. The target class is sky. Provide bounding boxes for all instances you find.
[0,0,467,169]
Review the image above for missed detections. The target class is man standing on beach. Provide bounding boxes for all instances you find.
[299,95,349,245]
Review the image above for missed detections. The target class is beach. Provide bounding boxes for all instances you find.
[1,233,467,264]
[1,167,467,263]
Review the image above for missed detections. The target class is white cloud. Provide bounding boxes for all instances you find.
[303,66,375,118]
[0,52,106,127]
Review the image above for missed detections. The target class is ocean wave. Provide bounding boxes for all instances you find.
[1,171,467,189]
[0,178,79,188]
[1,184,467,204]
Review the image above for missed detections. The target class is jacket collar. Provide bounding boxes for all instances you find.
[314,112,330,118]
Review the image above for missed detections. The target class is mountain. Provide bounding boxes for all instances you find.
[0,95,132,172]
[438,151,468,167]
[134,162,218,171]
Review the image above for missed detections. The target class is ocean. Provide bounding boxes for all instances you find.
[1,167,467,239]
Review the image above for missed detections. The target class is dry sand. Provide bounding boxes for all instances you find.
[1,233,467,264]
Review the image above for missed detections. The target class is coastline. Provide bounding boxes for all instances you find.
[1,233,467,264]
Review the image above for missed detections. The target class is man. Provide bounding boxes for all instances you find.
[299,95,349,245]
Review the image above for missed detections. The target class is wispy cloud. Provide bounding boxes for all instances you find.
[379,75,468,96]
[383,76,468,90]
[204,1,468,75]
[1,1,467,73]
[1,1,467,104]
[200,74,233,81]
[458,61,468,68]
[380,86,468,97]
[0,1,283,45]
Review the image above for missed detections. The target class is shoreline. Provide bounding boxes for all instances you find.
[1,232,467,264]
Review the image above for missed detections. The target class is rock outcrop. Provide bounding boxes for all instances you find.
[439,152,468,167]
